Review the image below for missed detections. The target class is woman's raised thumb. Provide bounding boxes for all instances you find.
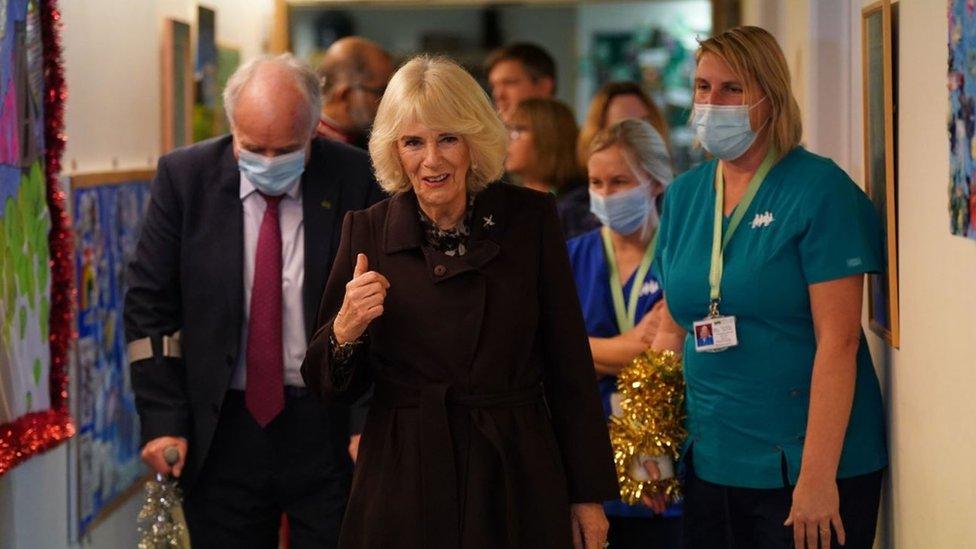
[354,253,369,277]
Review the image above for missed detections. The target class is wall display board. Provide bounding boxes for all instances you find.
[862,0,900,347]
[68,171,152,538]
[193,5,218,142]
[0,0,74,477]
[162,18,192,153]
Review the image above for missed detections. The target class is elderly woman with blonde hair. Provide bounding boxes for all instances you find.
[301,55,618,549]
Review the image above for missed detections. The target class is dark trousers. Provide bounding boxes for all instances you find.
[683,455,882,549]
[184,390,353,549]
[609,515,683,548]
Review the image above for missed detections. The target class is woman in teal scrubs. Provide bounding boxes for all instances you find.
[651,26,886,549]
[567,119,681,548]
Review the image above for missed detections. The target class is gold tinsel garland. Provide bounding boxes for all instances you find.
[137,476,191,549]
[609,349,686,505]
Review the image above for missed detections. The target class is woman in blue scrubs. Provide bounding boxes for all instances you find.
[567,118,680,548]
[651,26,886,549]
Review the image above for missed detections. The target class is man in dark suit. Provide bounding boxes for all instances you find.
[124,53,384,547]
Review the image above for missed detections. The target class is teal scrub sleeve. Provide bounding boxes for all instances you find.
[798,169,884,284]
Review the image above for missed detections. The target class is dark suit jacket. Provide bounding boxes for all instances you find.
[124,135,383,489]
[301,184,618,548]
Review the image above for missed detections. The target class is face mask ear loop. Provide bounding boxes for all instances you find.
[746,95,771,138]
[631,172,658,242]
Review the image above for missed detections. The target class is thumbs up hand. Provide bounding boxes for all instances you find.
[334,253,390,344]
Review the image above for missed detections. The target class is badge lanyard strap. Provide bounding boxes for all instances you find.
[603,226,657,332]
[708,147,778,317]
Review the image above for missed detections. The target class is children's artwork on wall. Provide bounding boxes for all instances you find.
[862,0,900,348]
[69,170,153,538]
[162,18,192,153]
[0,0,75,476]
[949,0,976,240]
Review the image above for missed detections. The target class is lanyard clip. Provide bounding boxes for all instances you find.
[708,299,721,318]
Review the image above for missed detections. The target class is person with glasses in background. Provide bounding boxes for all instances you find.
[505,97,599,239]
[316,37,394,150]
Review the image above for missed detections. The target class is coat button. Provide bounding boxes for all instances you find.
[434,265,447,276]
[211,403,221,416]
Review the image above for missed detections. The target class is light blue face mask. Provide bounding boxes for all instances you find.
[238,147,306,196]
[690,96,768,160]
[589,183,654,236]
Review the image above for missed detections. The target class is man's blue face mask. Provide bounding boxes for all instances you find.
[237,147,306,196]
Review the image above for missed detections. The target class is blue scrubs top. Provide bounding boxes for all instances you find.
[654,147,888,489]
[567,229,680,518]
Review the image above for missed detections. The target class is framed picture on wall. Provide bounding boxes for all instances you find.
[949,0,976,239]
[67,170,154,539]
[861,0,900,347]
[162,19,193,153]
[193,6,218,142]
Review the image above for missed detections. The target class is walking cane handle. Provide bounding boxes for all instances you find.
[163,446,180,467]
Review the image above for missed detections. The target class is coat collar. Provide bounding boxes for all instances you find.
[383,184,508,282]
[383,184,509,251]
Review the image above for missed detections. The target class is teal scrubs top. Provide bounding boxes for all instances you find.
[654,147,887,489]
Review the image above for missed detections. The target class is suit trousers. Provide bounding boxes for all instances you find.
[682,451,883,549]
[184,390,353,549]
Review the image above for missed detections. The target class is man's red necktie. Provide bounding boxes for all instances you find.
[245,193,284,427]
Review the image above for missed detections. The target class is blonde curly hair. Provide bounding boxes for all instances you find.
[369,56,507,194]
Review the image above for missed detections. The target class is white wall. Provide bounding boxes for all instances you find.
[0,1,273,547]
[870,0,976,546]
[747,1,976,547]
[63,0,272,174]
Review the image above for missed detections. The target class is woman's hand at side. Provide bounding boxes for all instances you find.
[785,474,845,548]
[639,460,669,514]
[570,503,609,549]
[785,275,863,549]
[333,253,389,344]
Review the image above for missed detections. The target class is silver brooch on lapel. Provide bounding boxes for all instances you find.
[482,215,495,229]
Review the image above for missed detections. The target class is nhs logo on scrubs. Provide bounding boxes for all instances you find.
[750,211,775,229]
[640,280,660,296]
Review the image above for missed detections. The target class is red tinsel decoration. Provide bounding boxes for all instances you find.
[0,0,75,477]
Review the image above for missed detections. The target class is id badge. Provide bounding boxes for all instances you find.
[693,316,738,352]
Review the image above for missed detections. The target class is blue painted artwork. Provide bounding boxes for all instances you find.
[949,0,976,240]
[72,179,151,537]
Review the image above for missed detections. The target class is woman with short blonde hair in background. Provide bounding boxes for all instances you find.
[506,97,599,238]
[651,26,886,549]
[577,81,670,167]
[302,55,618,549]
[566,118,681,548]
